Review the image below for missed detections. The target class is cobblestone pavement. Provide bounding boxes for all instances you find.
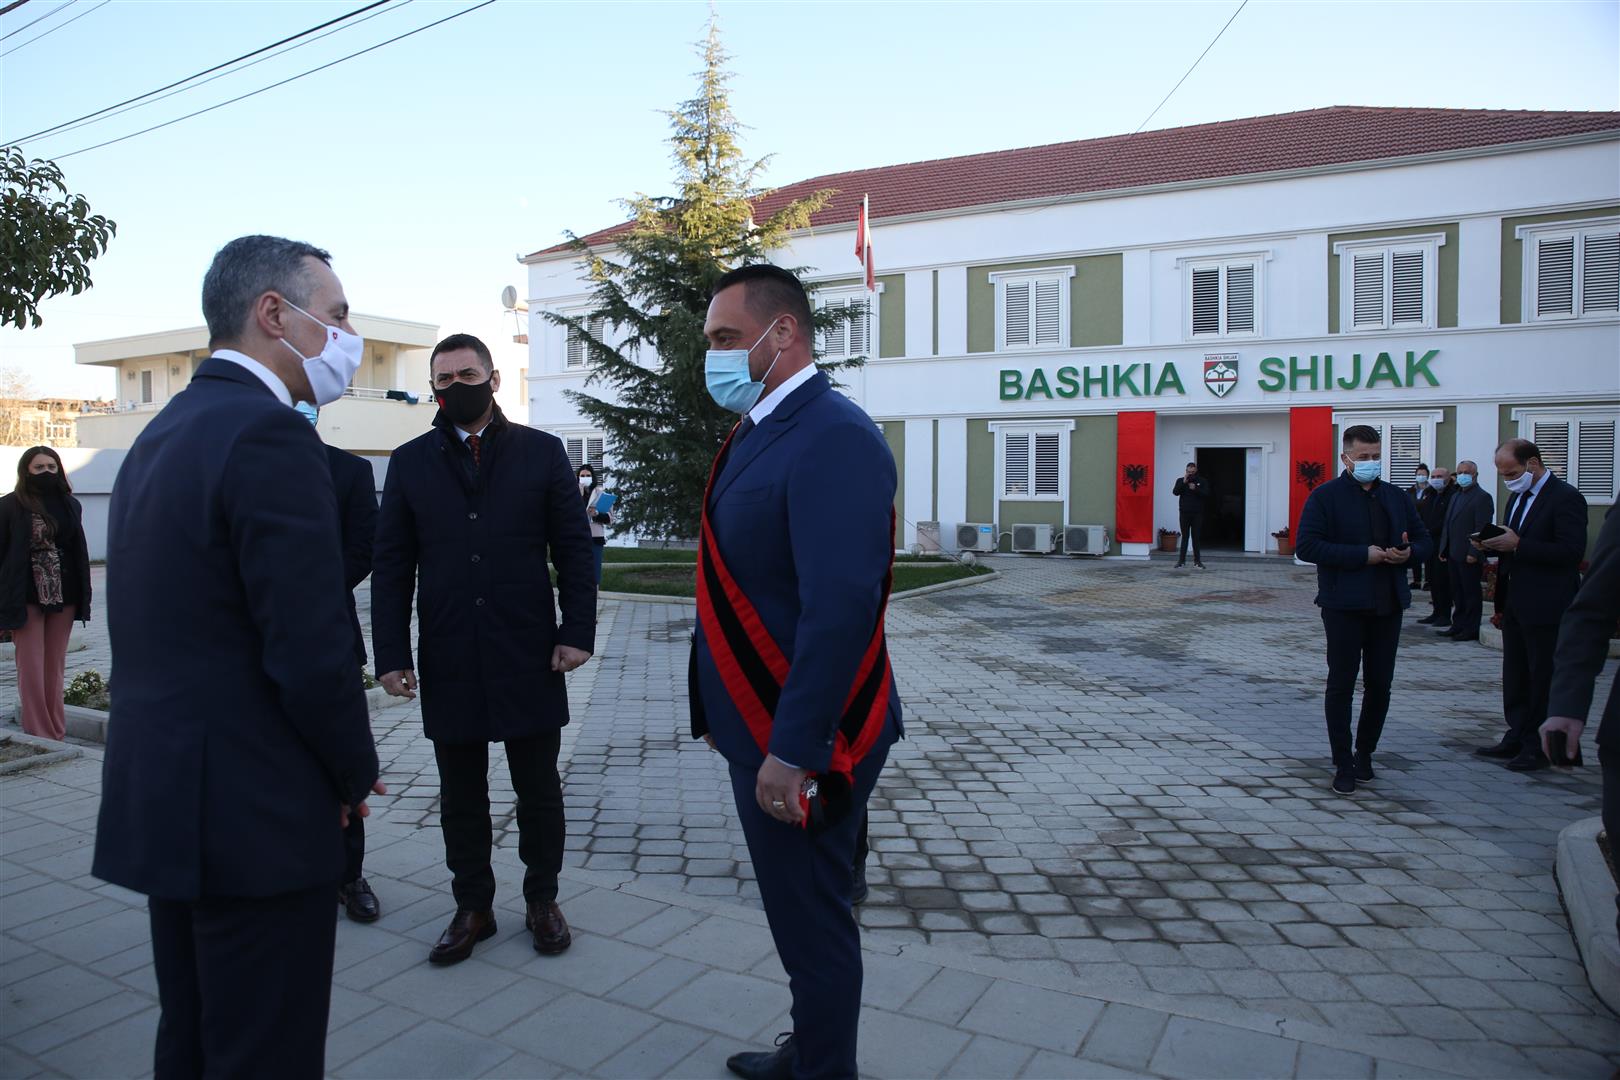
[6,558,1619,1076]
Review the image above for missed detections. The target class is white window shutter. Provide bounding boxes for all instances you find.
[1581,232,1619,314]
[566,328,584,367]
[588,315,606,343]
[1351,252,1385,328]
[586,437,604,469]
[565,437,585,469]
[1390,249,1425,326]
[1386,424,1423,486]
[1033,279,1062,345]
[1190,267,1219,335]
[1536,236,1576,318]
[819,298,848,356]
[1225,264,1255,334]
[1533,421,1571,480]
[1033,432,1061,496]
[1004,281,1031,347]
[1576,419,1617,500]
[849,299,869,356]
[1004,433,1030,496]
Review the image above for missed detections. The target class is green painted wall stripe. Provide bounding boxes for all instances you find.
[1327,222,1459,333]
[1071,415,1119,555]
[967,420,994,523]
[883,420,905,548]
[966,254,1124,353]
[1499,205,1620,324]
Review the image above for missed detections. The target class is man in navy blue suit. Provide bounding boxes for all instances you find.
[93,236,382,1079]
[690,264,901,1080]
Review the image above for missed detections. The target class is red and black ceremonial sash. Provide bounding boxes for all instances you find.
[695,421,894,825]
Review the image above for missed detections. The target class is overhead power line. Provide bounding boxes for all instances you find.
[0,0,67,40]
[0,0,38,19]
[6,0,393,146]
[53,0,498,162]
[1134,0,1249,134]
[0,0,105,57]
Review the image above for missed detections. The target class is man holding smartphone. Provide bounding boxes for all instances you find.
[1435,460,1494,641]
[1296,425,1432,795]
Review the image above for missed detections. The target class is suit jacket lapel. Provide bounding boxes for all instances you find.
[710,372,830,506]
[1515,477,1555,535]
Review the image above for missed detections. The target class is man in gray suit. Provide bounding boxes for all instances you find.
[1437,459,1494,642]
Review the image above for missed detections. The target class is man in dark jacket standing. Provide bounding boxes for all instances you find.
[1542,501,1619,938]
[1476,438,1589,771]
[1436,460,1494,641]
[93,235,381,1078]
[1415,466,1454,626]
[1297,424,1432,795]
[296,401,383,923]
[372,333,596,965]
[1171,461,1209,569]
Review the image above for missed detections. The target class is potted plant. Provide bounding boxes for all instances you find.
[1157,527,1181,553]
[1272,526,1294,557]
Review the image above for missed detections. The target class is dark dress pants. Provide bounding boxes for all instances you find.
[729,732,893,1080]
[1427,555,1452,621]
[1604,747,1620,942]
[148,885,335,1080]
[1178,512,1202,563]
[1501,611,1559,750]
[433,730,564,911]
[1448,558,1484,634]
[1321,609,1403,767]
[342,815,364,885]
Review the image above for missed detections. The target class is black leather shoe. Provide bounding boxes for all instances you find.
[526,900,572,955]
[338,877,380,922]
[1475,740,1521,759]
[1417,614,1446,625]
[1353,753,1374,784]
[1332,768,1356,796]
[1506,751,1549,772]
[428,909,496,965]
[1435,627,1462,637]
[1451,632,1479,642]
[727,1033,795,1080]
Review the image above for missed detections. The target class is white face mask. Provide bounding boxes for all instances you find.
[280,300,364,407]
[1504,470,1534,494]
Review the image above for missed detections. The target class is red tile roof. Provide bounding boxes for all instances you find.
[526,106,1620,259]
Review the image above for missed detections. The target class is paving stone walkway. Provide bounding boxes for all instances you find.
[3,558,1617,1077]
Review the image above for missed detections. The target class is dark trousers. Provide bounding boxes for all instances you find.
[342,815,364,885]
[730,734,892,1080]
[433,730,564,911]
[1603,747,1620,942]
[1501,611,1559,751]
[1410,556,1423,589]
[1426,555,1452,620]
[1178,512,1202,563]
[148,885,335,1080]
[1321,608,1403,768]
[1448,558,1484,634]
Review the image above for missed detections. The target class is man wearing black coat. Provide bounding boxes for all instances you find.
[93,236,381,1079]
[372,333,596,965]
[1436,461,1495,641]
[1296,424,1432,796]
[1543,500,1619,938]
[1414,466,1454,626]
[1476,438,1589,771]
[1171,461,1209,569]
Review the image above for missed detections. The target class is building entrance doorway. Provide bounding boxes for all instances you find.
[1195,447,1247,550]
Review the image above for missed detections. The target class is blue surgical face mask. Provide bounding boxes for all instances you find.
[294,401,319,426]
[1428,477,1446,491]
[705,318,784,414]
[1456,473,1475,488]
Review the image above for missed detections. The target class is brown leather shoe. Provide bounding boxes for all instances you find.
[526,900,572,955]
[428,909,496,966]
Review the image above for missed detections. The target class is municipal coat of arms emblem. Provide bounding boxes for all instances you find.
[1203,356,1238,398]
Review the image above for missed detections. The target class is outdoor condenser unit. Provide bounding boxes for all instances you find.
[1011,523,1056,554]
[915,521,942,553]
[955,522,997,553]
[1063,525,1110,556]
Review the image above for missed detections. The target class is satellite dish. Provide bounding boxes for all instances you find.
[500,285,519,310]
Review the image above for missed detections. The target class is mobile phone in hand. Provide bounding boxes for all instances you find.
[1547,731,1584,768]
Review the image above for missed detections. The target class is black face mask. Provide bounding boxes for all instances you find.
[436,379,494,427]
[25,472,63,494]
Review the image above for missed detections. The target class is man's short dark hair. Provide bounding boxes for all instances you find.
[201,235,331,348]
[431,333,493,372]
[1186,461,1197,468]
[1417,462,1429,472]
[1497,438,1541,466]
[711,263,813,338]
[1342,424,1381,449]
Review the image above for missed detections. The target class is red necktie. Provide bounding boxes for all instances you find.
[466,434,481,467]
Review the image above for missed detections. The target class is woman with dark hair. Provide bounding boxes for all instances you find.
[0,447,91,740]
[579,463,611,585]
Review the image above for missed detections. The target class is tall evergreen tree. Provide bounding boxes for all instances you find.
[547,20,863,542]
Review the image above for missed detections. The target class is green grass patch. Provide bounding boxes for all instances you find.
[601,547,698,564]
[891,562,990,593]
[600,559,988,598]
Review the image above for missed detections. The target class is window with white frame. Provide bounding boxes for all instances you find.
[814,287,877,359]
[1332,412,1440,488]
[1514,408,1619,504]
[1517,218,1620,322]
[1333,234,1445,332]
[991,266,1074,351]
[564,434,605,471]
[565,313,606,368]
[1183,256,1262,339]
[992,421,1073,502]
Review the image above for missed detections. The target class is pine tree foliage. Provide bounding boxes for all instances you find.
[546,20,865,541]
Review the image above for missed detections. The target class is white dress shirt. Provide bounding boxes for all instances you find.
[1509,468,1552,529]
[748,364,817,426]
[213,349,293,407]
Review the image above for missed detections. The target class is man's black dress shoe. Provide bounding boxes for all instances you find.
[1475,740,1521,759]
[727,1033,795,1080]
[1435,627,1462,637]
[526,899,572,955]
[1506,751,1549,772]
[1450,632,1479,642]
[428,909,496,965]
[1354,752,1375,784]
[338,877,380,922]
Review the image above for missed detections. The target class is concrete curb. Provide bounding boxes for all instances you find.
[0,731,82,774]
[7,689,409,746]
[1556,815,1620,1016]
[599,590,696,608]
[890,568,1000,601]
[601,570,1000,607]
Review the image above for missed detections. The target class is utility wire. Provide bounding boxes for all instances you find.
[6,0,392,145]
[0,0,104,57]
[0,0,66,40]
[54,0,497,161]
[1133,0,1248,134]
[0,0,38,19]
[23,1,409,146]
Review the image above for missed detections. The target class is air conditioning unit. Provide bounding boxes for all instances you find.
[955,522,997,553]
[915,521,942,553]
[1063,525,1110,556]
[1011,523,1055,554]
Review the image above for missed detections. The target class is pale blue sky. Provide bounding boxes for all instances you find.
[2,0,1617,398]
